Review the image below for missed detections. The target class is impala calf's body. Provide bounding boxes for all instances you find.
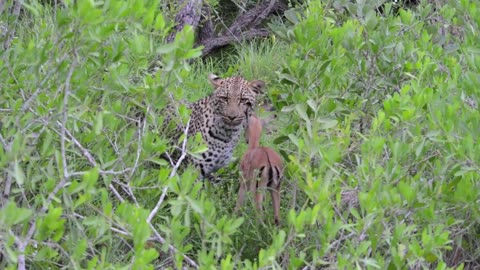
[236,115,283,225]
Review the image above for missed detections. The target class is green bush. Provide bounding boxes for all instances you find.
[1,0,479,269]
[268,0,480,268]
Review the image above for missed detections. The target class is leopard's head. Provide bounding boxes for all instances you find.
[208,74,265,126]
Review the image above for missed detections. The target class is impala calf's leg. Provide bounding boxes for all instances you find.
[270,186,281,225]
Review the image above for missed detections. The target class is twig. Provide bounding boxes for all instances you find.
[147,118,190,223]
[146,119,198,269]
[57,120,97,166]
[16,56,78,270]
[0,0,5,14]
[51,101,196,267]
[129,105,149,179]
[0,133,8,150]
[1,133,12,204]
[3,0,22,50]
[19,52,70,114]
[149,225,199,269]
[2,169,13,204]
[200,28,270,56]
[118,183,139,207]
[109,184,125,202]
[60,56,76,180]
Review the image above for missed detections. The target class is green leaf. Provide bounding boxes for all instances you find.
[83,166,100,191]
[156,43,175,54]
[22,2,41,17]
[295,104,309,122]
[184,48,203,59]
[154,13,166,30]
[398,182,415,205]
[13,159,26,186]
[94,111,103,135]
[5,244,18,264]
[317,118,338,129]
[190,144,208,155]
[0,201,33,227]
[273,135,289,144]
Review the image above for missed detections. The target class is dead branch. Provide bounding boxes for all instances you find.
[52,103,198,268]
[165,0,286,57]
[200,28,270,56]
[147,118,191,223]
[197,5,215,43]
[145,118,198,269]
[225,0,282,36]
[0,0,5,15]
[16,54,78,270]
[3,0,22,50]
[167,0,204,43]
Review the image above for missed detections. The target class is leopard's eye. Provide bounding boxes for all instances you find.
[219,96,228,102]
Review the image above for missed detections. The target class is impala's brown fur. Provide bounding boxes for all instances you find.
[236,115,283,225]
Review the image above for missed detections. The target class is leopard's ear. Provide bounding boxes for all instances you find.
[248,80,265,94]
[208,74,222,88]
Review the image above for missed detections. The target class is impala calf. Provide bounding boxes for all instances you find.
[236,115,284,225]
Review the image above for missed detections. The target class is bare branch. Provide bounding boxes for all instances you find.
[167,0,204,43]
[3,0,22,50]
[129,105,149,179]
[20,52,70,114]
[60,55,76,180]
[200,28,270,56]
[57,120,97,166]
[16,55,78,270]
[197,5,215,43]
[0,133,8,150]
[0,0,5,15]
[147,119,191,223]
[149,225,199,269]
[109,184,125,202]
[146,119,198,269]
[226,0,280,36]
[251,0,279,29]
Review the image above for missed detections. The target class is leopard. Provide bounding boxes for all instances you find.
[164,74,265,182]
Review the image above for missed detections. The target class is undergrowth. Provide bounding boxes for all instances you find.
[1,0,479,269]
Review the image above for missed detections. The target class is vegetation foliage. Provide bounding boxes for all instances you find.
[1,0,479,269]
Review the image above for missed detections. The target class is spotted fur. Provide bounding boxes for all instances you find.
[165,74,265,181]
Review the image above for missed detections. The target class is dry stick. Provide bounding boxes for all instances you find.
[146,119,199,269]
[200,28,270,56]
[3,0,21,50]
[20,52,70,114]
[167,0,204,43]
[0,0,5,14]
[53,119,127,202]
[129,105,149,179]
[149,225,198,270]
[122,105,150,207]
[59,111,197,267]
[226,0,277,36]
[0,133,13,203]
[16,55,78,270]
[0,133,8,150]
[55,121,132,174]
[147,118,190,223]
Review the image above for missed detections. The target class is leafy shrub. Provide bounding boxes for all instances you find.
[269,0,480,268]
[1,0,479,269]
